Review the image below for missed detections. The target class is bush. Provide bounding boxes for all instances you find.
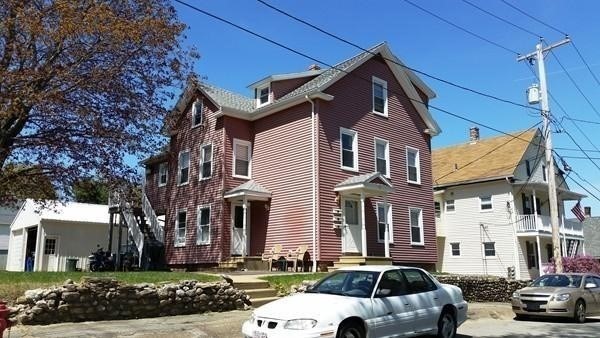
[545,255,600,274]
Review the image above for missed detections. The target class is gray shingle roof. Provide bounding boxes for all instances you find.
[198,82,255,112]
[225,180,271,196]
[336,172,391,188]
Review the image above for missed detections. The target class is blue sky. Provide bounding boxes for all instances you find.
[172,0,600,215]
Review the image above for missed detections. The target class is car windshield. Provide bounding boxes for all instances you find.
[308,270,380,298]
[530,274,583,288]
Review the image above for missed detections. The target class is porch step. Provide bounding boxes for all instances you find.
[251,296,280,307]
[245,288,278,299]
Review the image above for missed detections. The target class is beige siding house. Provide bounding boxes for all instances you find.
[433,128,585,280]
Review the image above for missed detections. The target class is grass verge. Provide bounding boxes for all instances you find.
[0,271,220,305]
[260,273,327,295]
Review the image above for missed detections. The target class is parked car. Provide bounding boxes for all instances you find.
[512,273,600,323]
[242,266,468,338]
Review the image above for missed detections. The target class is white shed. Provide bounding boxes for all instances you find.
[6,200,124,272]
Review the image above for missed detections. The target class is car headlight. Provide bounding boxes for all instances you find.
[249,313,257,324]
[512,291,520,298]
[284,319,318,330]
[554,293,571,301]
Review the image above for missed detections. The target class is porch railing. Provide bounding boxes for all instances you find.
[516,214,583,236]
[142,191,164,242]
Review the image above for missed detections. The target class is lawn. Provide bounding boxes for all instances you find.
[0,271,220,304]
[260,273,327,295]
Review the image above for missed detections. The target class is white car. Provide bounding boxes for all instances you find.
[242,266,467,338]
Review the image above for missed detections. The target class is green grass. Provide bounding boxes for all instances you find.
[260,273,327,295]
[0,271,220,305]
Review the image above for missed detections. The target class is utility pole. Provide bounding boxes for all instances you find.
[518,37,570,273]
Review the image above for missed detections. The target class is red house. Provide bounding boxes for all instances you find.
[142,42,441,271]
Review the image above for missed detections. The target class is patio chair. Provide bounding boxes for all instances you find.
[287,245,309,272]
[261,244,283,271]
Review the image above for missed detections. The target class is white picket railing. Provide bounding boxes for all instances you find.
[142,191,164,242]
[516,214,582,236]
[120,202,144,267]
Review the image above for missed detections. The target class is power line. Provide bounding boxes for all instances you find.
[562,156,600,160]
[401,0,520,55]
[566,173,600,203]
[255,0,537,112]
[461,0,540,38]
[173,0,544,149]
[500,0,567,36]
[561,116,600,125]
[571,41,600,87]
[555,147,600,153]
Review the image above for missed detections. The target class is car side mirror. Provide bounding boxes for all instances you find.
[376,288,391,297]
[585,283,597,289]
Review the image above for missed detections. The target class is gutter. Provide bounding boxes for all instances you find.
[305,95,317,273]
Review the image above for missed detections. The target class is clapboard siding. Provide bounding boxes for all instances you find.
[317,56,437,264]
[271,76,319,100]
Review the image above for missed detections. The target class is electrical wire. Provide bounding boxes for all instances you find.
[500,0,567,36]
[461,0,540,38]
[571,41,600,87]
[255,0,537,112]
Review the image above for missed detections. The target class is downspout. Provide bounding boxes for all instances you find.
[305,95,317,272]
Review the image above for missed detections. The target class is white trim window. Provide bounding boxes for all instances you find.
[44,238,57,255]
[178,150,190,185]
[445,200,455,213]
[376,202,393,243]
[196,205,211,245]
[199,144,213,180]
[374,138,390,177]
[483,242,496,257]
[372,76,388,116]
[406,147,421,184]
[480,196,493,211]
[409,207,424,245]
[256,85,271,107]
[340,128,358,171]
[191,100,204,127]
[434,201,441,218]
[450,242,460,256]
[233,139,252,179]
[158,162,168,187]
[175,209,187,247]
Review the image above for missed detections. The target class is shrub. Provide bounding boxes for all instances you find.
[545,255,600,274]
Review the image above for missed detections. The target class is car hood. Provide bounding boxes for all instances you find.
[518,286,577,295]
[253,293,367,321]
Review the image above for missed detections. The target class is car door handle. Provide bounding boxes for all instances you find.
[433,297,439,300]
[387,311,393,315]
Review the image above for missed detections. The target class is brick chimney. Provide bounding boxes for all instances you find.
[584,206,591,217]
[308,64,321,71]
[469,126,480,143]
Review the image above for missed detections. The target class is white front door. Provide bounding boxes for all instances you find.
[42,236,59,272]
[231,204,250,256]
[342,199,361,254]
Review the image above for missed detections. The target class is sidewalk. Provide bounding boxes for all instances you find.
[7,302,513,338]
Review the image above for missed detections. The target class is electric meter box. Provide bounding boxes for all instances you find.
[527,84,540,104]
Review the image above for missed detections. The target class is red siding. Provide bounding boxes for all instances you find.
[144,161,169,215]
[270,76,319,100]
[317,56,437,264]
[158,94,226,266]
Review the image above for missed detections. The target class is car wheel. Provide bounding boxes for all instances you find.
[574,300,586,324]
[337,321,365,338]
[514,314,529,321]
[437,310,457,338]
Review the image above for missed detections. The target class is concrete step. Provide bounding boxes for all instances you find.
[234,281,270,290]
[245,288,278,299]
[250,296,280,307]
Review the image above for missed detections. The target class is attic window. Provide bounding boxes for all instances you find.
[191,100,204,127]
[256,85,271,107]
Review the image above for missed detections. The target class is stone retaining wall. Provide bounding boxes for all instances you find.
[10,277,250,325]
[290,275,529,302]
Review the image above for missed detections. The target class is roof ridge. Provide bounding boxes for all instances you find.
[198,81,252,101]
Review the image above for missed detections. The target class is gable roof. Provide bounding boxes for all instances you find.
[224,180,272,200]
[247,69,325,89]
[168,42,440,135]
[432,130,538,187]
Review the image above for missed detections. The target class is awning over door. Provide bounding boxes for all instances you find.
[334,172,394,197]
[224,180,272,201]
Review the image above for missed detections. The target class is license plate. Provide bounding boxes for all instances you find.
[527,303,540,310]
[253,331,267,338]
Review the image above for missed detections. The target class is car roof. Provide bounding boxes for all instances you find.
[337,265,422,273]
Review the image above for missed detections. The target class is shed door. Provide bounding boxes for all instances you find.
[10,230,24,271]
[42,237,59,272]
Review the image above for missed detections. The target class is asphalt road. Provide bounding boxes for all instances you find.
[8,308,600,338]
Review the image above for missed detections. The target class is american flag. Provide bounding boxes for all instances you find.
[571,201,586,222]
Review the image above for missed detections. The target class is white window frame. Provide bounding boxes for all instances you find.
[374,137,390,178]
[178,150,190,186]
[406,146,421,184]
[372,76,388,116]
[340,127,358,172]
[480,196,493,212]
[232,139,252,179]
[445,200,455,213]
[256,84,271,107]
[434,201,441,218]
[191,99,204,128]
[376,202,393,244]
[483,242,496,258]
[158,162,168,187]
[196,204,211,245]
[199,143,213,180]
[450,242,460,256]
[409,207,424,246]
[174,209,187,247]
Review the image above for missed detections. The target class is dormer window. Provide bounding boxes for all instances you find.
[256,85,271,107]
[191,100,203,127]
